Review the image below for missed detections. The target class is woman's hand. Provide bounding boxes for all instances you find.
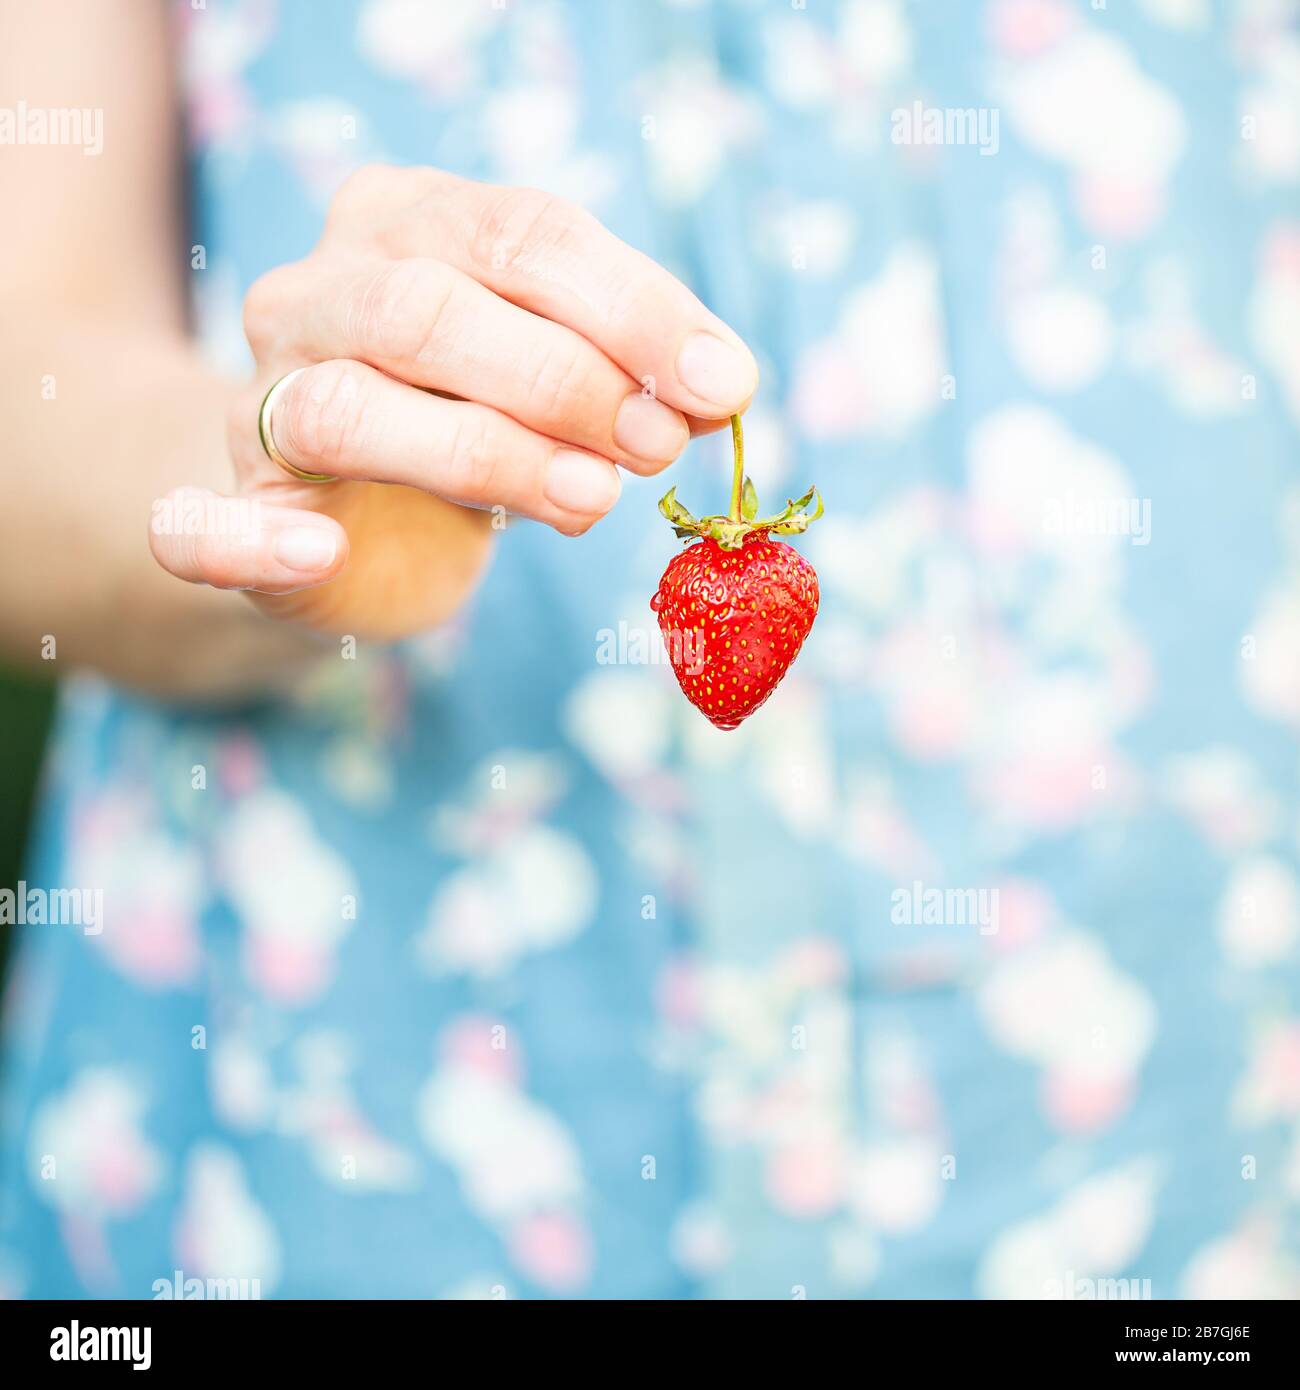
[149,164,759,640]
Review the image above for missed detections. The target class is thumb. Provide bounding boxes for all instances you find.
[148,486,348,593]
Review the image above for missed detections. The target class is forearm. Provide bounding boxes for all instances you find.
[0,1,325,699]
[0,311,327,699]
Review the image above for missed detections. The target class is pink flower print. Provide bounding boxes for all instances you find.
[507,1210,594,1293]
[986,0,1076,58]
[1042,1069,1135,1134]
[764,1139,848,1218]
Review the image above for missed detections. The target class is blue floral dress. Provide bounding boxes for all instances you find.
[2,0,1299,1299]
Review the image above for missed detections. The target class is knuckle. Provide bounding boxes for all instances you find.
[444,410,502,502]
[400,164,453,204]
[470,186,590,277]
[277,360,373,472]
[328,164,452,247]
[327,163,403,226]
[379,166,464,254]
[603,274,659,338]
[242,265,297,356]
[520,335,590,421]
[351,259,458,366]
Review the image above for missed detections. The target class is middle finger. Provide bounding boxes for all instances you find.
[294,257,692,476]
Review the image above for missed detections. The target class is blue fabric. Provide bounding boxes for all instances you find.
[2,0,1299,1299]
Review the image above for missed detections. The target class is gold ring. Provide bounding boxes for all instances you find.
[258,367,336,483]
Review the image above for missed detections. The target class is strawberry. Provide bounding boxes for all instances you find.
[650,413,822,730]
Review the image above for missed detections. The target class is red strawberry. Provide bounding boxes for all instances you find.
[652,532,819,729]
[650,413,823,730]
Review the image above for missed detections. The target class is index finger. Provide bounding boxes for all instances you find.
[385,175,759,420]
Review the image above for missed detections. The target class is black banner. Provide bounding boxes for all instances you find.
[2,1297,1288,1374]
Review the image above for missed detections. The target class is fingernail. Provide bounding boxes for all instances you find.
[613,392,690,462]
[273,525,337,571]
[543,449,622,515]
[675,331,758,409]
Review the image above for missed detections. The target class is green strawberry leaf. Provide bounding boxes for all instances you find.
[704,517,753,550]
[659,479,821,550]
[741,476,759,522]
[756,485,823,535]
[658,487,699,531]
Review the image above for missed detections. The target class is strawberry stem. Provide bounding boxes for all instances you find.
[657,407,822,550]
[728,413,744,523]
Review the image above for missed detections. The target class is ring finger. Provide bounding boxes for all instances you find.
[247,358,624,534]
